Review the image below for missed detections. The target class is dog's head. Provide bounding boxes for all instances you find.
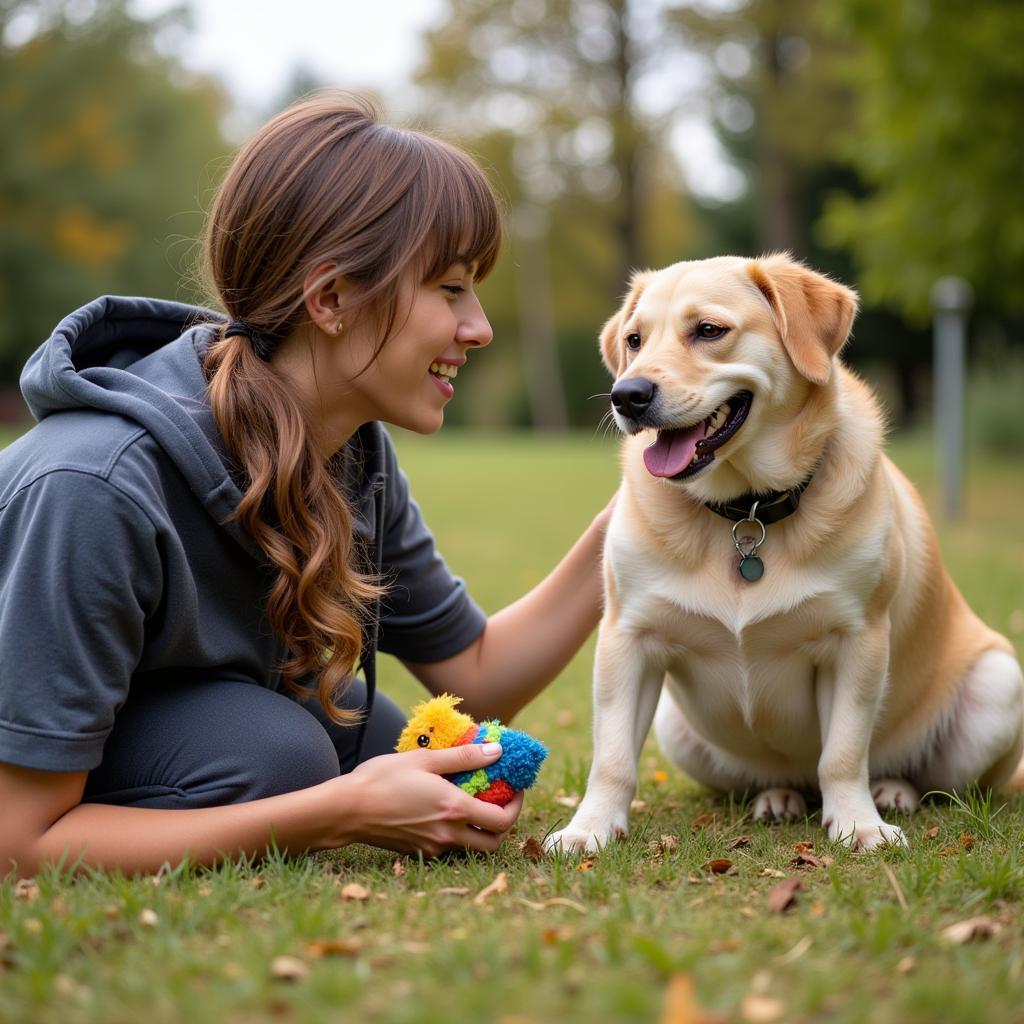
[600,253,858,499]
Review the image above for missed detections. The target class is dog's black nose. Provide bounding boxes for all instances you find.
[611,378,657,419]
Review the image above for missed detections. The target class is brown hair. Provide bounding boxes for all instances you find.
[200,91,502,723]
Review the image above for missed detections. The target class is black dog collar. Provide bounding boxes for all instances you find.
[704,474,815,525]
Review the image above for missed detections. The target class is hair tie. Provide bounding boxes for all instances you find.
[224,319,276,361]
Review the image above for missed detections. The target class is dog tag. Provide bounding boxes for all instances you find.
[738,555,764,581]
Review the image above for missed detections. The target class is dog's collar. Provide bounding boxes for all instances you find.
[704,473,815,525]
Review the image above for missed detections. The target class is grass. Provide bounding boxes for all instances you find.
[2,426,1024,1024]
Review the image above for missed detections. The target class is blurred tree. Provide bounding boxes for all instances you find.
[819,0,1024,324]
[414,0,700,429]
[0,0,227,387]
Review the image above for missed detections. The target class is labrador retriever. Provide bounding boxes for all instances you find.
[546,253,1023,852]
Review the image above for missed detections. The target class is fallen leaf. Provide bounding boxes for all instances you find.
[138,909,159,928]
[659,973,728,1024]
[577,859,596,872]
[729,835,752,849]
[392,858,405,877]
[758,868,786,878]
[473,871,508,906]
[555,795,580,808]
[692,813,718,829]
[340,883,371,901]
[766,877,803,914]
[940,916,1003,944]
[250,876,266,890]
[792,840,814,854]
[14,880,39,903]
[520,836,545,862]
[270,955,309,981]
[791,851,826,869]
[896,955,916,974]
[937,846,958,857]
[740,994,784,1023]
[305,938,361,958]
[810,901,826,917]
[923,826,940,841]
[631,799,649,811]
[959,833,976,851]
[438,887,470,896]
[707,858,735,875]
[740,906,757,919]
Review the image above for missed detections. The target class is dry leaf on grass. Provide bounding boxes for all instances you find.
[740,994,785,1023]
[438,887,470,896]
[658,973,727,1024]
[138,909,159,928]
[792,840,814,854]
[729,835,752,849]
[473,871,508,905]
[270,955,309,981]
[766,877,803,913]
[519,836,545,861]
[340,883,371,901]
[631,799,649,811]
[554,794,580,808]
[758,868,786,879]
[250,876,266,890]
[707,858,735,875]
[923,826,940,841]
[940,916,1003,944]
[791,851,832,869]
[897,955,916,974]
[14,880,39,903]
[959,833,976,851]
[305,938,361,958]
[691,813,718,829]
[577,859,596,872]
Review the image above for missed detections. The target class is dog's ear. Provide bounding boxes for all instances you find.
[747,253,858,386]
[600,269,654,378]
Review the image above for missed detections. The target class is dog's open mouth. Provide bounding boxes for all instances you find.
[643,390,753,480]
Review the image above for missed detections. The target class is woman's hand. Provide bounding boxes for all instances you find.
[334,742,523,857]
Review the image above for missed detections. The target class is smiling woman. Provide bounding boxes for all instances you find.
[0,91,613,879]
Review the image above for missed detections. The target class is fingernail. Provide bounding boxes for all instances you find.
[480,742,502,758]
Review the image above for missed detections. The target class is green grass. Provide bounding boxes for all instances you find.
[2,427,1024,1024]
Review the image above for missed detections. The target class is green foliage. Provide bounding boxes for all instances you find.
[0,0,228,380]
[819,0,1024,323]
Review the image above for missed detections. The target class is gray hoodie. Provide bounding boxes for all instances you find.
[0,296,484,772]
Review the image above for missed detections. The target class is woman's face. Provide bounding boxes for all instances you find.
[325,261,493,438]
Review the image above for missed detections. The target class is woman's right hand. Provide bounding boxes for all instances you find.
[332,741,523,857]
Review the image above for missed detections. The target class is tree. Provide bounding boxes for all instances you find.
[819,0,1024,324]
[0,0,228,385]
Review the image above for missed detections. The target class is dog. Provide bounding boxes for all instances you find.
[546,253,1023,852]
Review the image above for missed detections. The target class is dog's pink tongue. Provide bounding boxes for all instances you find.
[643,425,704,478]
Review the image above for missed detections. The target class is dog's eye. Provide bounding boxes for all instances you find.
[696,322,728,341]
[625,332,642,351]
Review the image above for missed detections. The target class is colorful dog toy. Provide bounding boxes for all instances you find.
[395,694,548,806]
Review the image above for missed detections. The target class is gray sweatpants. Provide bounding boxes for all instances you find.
[81,678,405,809]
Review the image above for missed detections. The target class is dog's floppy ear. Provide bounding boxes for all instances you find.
[600,269,653,378]
[747,253,858,386]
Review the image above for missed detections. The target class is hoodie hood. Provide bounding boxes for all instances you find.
[20,295,254,551]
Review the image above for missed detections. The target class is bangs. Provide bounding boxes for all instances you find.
[415,141,503,284]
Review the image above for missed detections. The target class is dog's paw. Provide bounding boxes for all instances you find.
[544,812,627,855]
[824,813,908,851]
[752,787,807,822]
[871,778,920,814]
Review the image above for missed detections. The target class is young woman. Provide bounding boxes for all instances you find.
[0,93,609,878]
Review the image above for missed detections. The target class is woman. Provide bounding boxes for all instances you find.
[0,93,608,878]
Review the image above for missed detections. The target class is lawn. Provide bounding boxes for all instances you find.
[2,427,1023,1024]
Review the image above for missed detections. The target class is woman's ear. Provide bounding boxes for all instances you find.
[600,269,653,378]
[747,253,858,386]
[303,263,347,336]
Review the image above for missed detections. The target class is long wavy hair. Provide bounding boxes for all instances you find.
[200,92,502,723]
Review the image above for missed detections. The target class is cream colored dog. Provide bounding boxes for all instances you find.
[546,253,1023,852]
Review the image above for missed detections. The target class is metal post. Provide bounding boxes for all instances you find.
[931,276,973,520]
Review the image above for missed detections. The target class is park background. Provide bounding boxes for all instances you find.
[2,2,1024,1023]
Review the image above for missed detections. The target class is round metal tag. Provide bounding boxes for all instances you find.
[738,555,764,581]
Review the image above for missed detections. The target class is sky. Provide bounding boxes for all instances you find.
[128,0,740,201]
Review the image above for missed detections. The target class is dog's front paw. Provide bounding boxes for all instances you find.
[544,810,628,855]
[752,787,807,822]
[824,812,908,851]
[871,778,920,814]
